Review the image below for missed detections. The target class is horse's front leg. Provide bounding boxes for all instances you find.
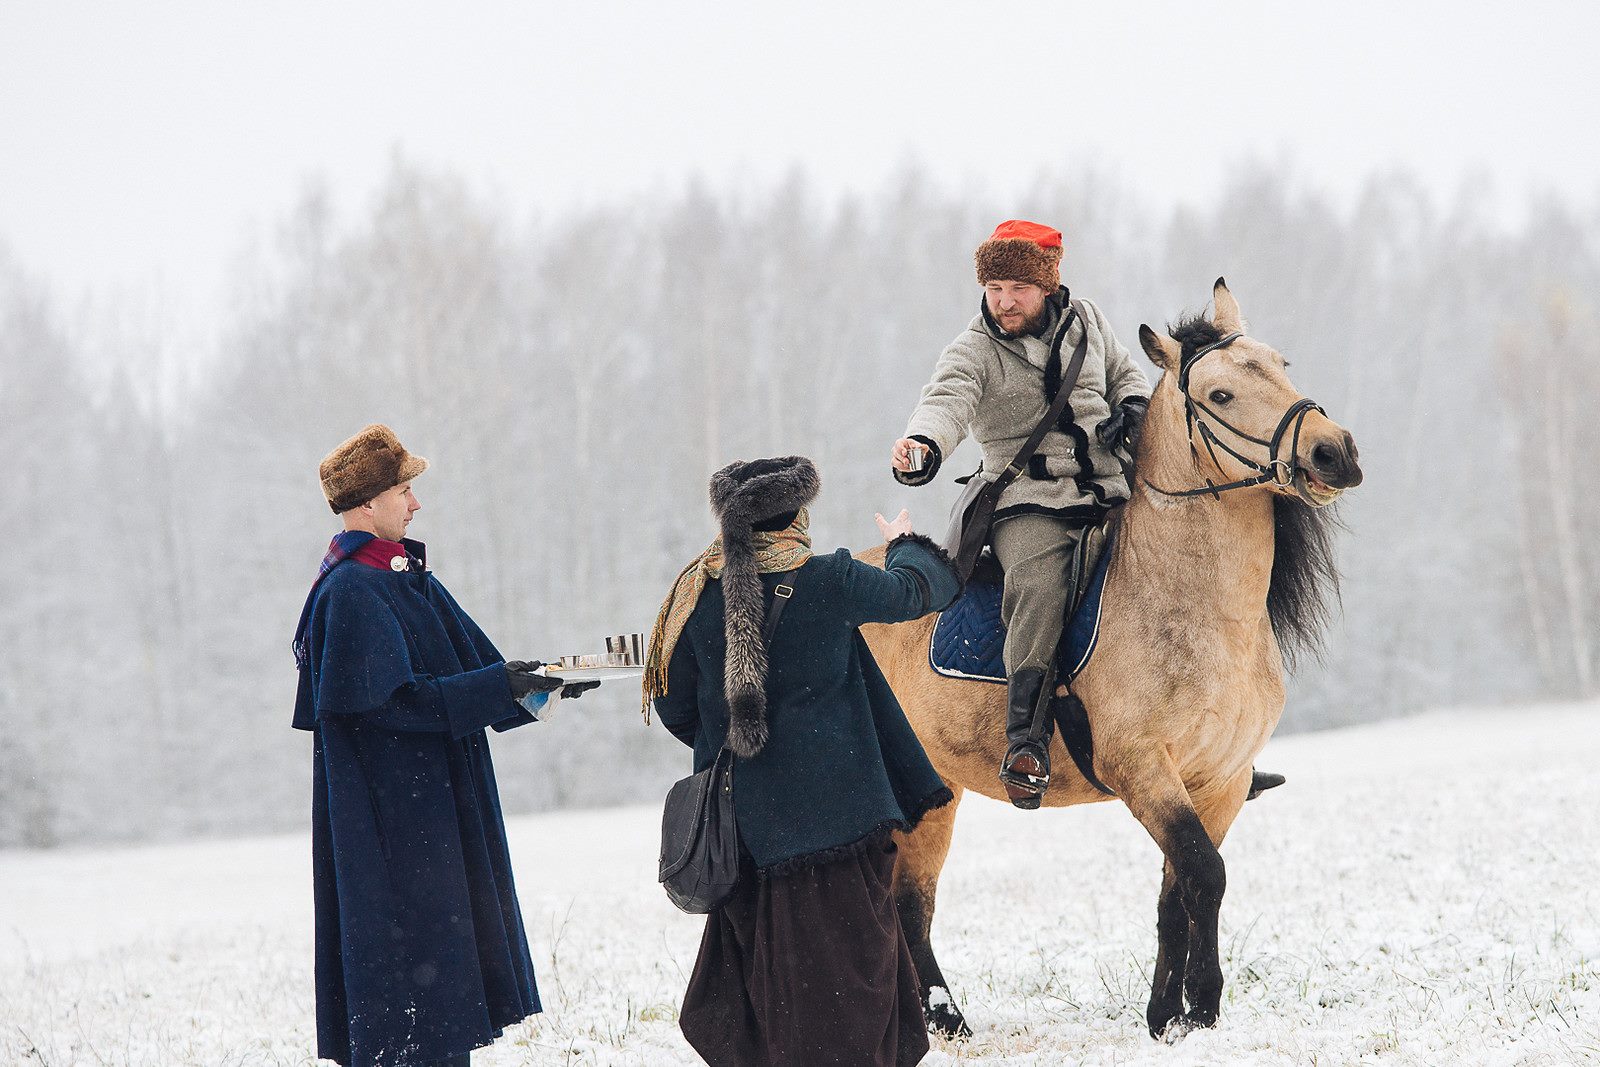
[1109,752,1249,1040]
[1146,861,1188,1035]
[1150,804,1226,1038]
[1176,776,1251,1027]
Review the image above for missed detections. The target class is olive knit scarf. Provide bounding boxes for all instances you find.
[642,508,813,730]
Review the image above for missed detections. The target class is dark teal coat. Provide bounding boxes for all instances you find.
[654,534,960,871]
[293,539,540,1067]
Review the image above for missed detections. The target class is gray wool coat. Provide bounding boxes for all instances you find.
[896,293,1150,519]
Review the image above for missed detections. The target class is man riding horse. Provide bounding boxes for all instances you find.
[891,219,1150,807]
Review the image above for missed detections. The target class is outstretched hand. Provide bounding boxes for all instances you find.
[875,509,914,542]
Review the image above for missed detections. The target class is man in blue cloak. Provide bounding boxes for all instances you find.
[292,424,590,1067]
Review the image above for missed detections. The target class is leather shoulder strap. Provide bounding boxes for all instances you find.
[996,301,1091,490]
[762,568,800,644]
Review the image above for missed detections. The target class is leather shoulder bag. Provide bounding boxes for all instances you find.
[658,567,800,913]
[942,301,1092,582]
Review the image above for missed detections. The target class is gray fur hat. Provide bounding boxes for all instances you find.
[708,456,821,757]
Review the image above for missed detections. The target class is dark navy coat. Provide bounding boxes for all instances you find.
[293,539,540,1067]
[654,534,961,871]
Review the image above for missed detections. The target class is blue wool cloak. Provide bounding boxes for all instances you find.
[293,537,541,1067]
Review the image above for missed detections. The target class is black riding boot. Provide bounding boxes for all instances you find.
[999,668,1051,809]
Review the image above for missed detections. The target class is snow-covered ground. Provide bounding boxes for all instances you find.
[3,704,1597,1066]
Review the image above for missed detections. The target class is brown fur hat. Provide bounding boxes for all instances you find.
[319,424,429,513]
[974,219,1064,291]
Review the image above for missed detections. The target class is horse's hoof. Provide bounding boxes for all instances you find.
[1152,1011,1216,1043]
[1146,1004,1181,1041]
[925,986,973,1039]
[927,1007,973,1040]
[1160,1017,1196,1044]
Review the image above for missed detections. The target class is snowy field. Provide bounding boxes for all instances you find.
[2,704,1597,1066]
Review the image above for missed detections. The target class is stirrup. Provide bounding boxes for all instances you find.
[999,747,1049,810]
[1247,769,1286,801]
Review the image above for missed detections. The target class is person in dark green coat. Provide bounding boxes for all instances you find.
[646,455,961,1067]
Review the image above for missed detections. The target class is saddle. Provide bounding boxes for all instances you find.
[927,512,1287,802]
[929,513,1118,686]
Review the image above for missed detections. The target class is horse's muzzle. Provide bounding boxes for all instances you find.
[1306,430,1362,490]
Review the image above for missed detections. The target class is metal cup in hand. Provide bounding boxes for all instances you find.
[906,443,926,472]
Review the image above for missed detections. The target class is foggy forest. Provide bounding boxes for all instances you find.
[3,158,1596,849]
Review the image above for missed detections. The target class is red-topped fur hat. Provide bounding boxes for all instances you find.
[974,219,1064,291]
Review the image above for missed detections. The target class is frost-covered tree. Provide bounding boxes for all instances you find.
[2,163,1597,846]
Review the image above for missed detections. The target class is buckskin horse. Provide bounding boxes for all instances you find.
[858,279,1362,1041]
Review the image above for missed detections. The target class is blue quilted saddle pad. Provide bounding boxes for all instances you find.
[928,574,1007,682]
[929,530,1115,685]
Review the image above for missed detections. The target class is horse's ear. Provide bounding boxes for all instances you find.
[1213,277,1245,334]
[1139,324,1181,371]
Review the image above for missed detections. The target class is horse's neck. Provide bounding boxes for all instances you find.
[1120,385,1275,620]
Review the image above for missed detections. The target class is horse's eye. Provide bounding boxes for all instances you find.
[1209,389,1233,405]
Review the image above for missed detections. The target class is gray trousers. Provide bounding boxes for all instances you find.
[991,514,1085,675]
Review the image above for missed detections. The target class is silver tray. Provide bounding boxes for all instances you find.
[542,664,645,683]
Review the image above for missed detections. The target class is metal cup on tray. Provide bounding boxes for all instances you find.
[605,633,648,666]
[558,652,628,670]
[543,634,649,682]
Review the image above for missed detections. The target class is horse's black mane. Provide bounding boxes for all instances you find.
[1166,312,1225,361]
[1132,309,1341,668]
[1269,497,1342,669]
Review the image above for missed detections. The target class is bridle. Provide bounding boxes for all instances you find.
[1143,332,1323,501]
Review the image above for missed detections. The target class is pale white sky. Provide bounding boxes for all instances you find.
[1,0,1595,318]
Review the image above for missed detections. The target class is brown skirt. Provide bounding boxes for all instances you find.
[679,836,929,1067]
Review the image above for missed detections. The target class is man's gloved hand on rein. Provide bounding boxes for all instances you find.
[505,661,564,699]
[1097,397,1149,453]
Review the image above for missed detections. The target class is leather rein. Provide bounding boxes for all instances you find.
[1143,332,1323,501]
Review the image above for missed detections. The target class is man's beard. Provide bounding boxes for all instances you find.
[994,304,1050,340]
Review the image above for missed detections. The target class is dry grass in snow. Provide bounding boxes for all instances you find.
[2,703,1597,1065]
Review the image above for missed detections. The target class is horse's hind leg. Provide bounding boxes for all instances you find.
[892,783,971,1038]
[1110,753,1250,1040]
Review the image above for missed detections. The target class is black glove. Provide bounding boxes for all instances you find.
[1097,397,1148,452]
[505,661,564,699]
[560,680,602,700]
